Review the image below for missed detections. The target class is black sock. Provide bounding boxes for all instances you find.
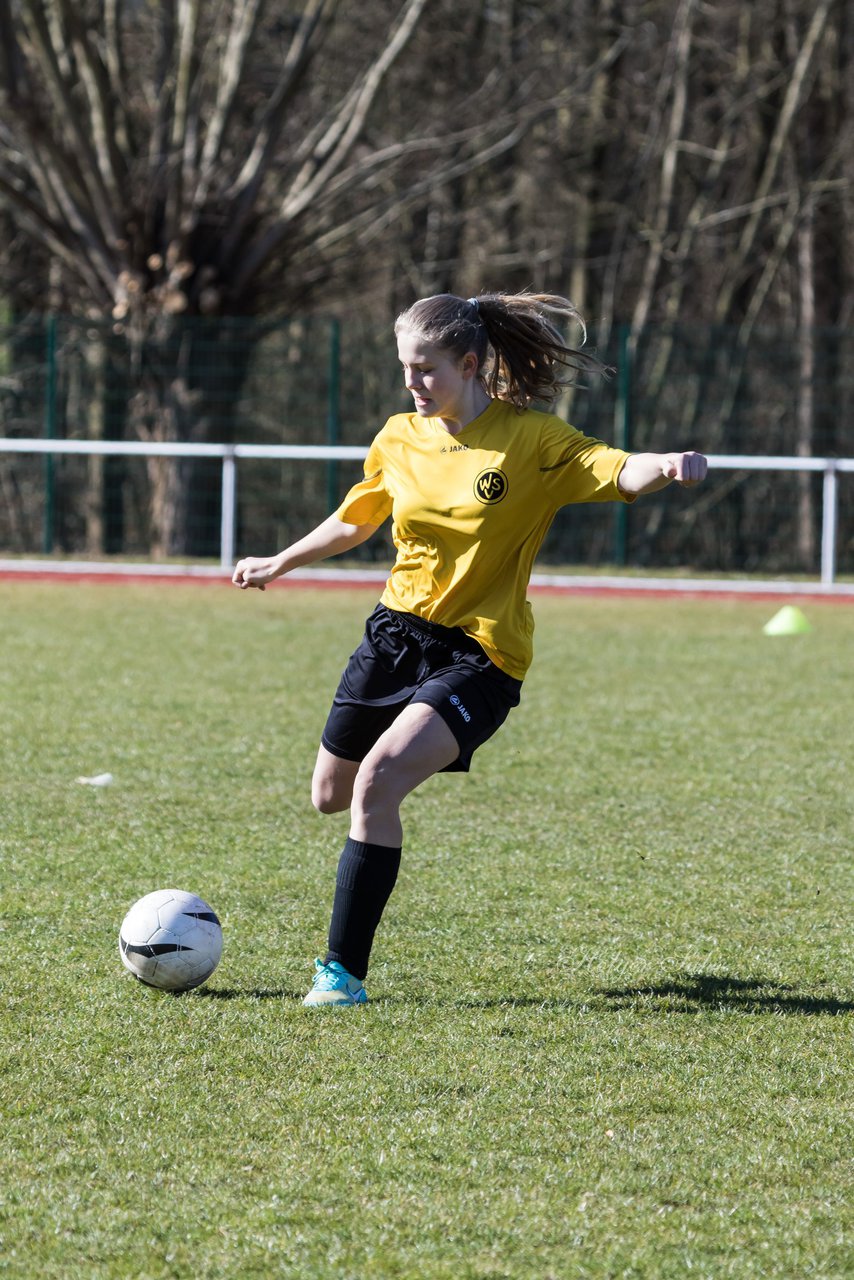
[324,837,402,981]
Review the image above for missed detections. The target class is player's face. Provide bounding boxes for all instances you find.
[397,331,476,423]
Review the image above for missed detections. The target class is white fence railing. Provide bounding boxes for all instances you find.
[1,438,853,588]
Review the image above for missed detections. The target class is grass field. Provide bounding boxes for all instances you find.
[1,581,852,1279]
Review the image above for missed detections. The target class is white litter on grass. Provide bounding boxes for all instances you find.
[77,772,114,787]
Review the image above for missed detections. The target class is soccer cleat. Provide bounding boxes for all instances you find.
[302,958,368,1007]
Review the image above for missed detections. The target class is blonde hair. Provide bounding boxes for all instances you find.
[394,291,606,410]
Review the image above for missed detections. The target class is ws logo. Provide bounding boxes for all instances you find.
[473,468,508,505]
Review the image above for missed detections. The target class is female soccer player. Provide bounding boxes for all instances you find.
[233,291,707,1006]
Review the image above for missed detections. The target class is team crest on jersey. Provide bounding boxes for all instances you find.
[474,467,508,505]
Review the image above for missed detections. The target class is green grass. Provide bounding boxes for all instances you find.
[1,582,852,1279]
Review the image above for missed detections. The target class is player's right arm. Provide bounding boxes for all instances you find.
[232,514,378,590]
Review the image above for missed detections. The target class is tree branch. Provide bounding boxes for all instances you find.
[19,1,120,242]
[232,21,632,296]
[191,0,264,214]
[628,0,695,350]
[219,0,336,259]
[3,106,118,296]
[279,0,430,224]
[148,2,175,178]
[714,0,834,322]
[164,0,200,244]
[0,0,21,99]
[273,116,533,276]
[103,0,130,147]
[54,0,128,233]
[0,168,108,298]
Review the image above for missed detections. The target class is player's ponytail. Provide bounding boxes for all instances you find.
[395,291,607,410]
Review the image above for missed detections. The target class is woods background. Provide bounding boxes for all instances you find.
[0,0,851,573]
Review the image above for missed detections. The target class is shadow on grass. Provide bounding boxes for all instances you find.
[594,972,854,1016]
[451,996,576,1010]
[196,988,575,1009]
[196,986,305,1001]
[193,974,853,1015]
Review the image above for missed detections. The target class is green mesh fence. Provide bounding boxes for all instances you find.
[0,313,851,576]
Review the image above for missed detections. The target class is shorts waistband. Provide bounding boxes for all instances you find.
[382,604,474,646]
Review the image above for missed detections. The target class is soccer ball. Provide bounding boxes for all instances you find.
[119,889,223,992]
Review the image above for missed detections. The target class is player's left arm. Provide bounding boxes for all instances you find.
[617,451,708,496]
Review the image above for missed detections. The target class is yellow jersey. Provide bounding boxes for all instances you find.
[336,398,633,679]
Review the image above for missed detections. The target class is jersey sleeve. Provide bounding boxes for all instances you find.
[538,418,635,507]
[334,436,393,527]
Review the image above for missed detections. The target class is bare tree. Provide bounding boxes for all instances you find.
[0,0,851,571]
[0,0,540,552]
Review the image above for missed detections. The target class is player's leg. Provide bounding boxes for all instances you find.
[311,744,359,815]
[349,701,459,846]
[304,704,457,1006]
[311,605,422,818]
[304,616,522,1005]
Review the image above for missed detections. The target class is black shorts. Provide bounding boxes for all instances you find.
[321,604,522,773]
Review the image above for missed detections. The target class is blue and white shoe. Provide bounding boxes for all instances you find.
[303,959,368,1007]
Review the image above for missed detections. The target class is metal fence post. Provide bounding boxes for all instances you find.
[820,461,838,586]
[613,324,631,567]
[326,317,341,513]
[221,446,236,571]
[43,314,58,553]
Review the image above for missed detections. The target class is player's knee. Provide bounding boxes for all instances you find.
[311,772,352,815]
[311,780,347,815]
[313,791,347,815]
[311,750,358,815]
[312,789,342,815]
[351,758,400,819]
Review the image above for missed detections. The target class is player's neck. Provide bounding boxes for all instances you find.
[438,387,492,435]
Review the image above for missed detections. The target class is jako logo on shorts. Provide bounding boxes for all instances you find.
[449,694,472,723]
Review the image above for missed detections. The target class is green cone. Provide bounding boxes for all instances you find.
[762,605,811,636]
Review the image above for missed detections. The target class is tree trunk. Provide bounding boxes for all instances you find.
[796,202,816,569]
[84,331,107,556]
[126,318,255,558]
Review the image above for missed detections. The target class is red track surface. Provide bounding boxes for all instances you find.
[1,564,852,605]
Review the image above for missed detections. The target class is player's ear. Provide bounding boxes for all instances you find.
[460,351,480,379]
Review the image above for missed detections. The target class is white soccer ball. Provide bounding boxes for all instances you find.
[119,889,223,992]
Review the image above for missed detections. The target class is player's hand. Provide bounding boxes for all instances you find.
[232,556,276,590]
[662,451,708,486]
